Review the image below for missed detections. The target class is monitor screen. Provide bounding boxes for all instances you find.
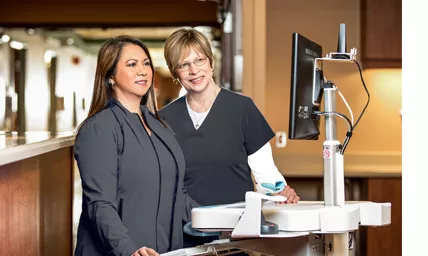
[288,33,323,140]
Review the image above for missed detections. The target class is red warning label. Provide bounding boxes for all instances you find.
[323,149,331,158]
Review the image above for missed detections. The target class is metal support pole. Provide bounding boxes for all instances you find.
[323,85,348,256]
[323,87,345,207]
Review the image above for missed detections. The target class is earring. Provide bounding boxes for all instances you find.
[110,80,115,86]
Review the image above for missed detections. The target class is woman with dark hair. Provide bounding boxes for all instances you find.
[74,35,197,256]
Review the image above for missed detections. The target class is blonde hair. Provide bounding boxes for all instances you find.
[164,27,213,79]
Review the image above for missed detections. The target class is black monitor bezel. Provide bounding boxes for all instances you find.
[288,32,324,140]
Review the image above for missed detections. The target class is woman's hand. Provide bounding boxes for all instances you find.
[278,185,300,204]
[132,247,159,256]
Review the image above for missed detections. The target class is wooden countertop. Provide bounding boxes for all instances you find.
[0,131,75,166]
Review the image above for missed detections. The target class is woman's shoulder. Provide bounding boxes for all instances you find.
[158,96,186,118]
[74,108,123,158]
[77,107,120,137]
[220,88,255,108]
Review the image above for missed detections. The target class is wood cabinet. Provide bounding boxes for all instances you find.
[0,147,73,256]
[361,0,402,68]
[0,0,218,27]
[365,178,402,256]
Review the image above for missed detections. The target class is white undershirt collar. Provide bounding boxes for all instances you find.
[185,97,211,129]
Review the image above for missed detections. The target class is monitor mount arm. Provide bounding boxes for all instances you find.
[313,48,358,256]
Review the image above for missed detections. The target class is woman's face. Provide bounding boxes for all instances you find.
[112,44,153,101]
[175,47,213,94]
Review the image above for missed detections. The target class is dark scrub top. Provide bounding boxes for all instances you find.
[159,88,275,206]
[74,99,197,256]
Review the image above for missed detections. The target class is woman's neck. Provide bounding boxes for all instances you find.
[186,83,220,113]
[115,94,143,116]
[114,93,150,136]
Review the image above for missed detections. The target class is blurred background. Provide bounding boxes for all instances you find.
[0,0,402,157]
[0,0,232,134]
[0,0,402,255]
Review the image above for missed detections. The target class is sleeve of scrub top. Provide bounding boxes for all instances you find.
[74,122,138,256]
[241,97,275,155]
[182,187,200,223]
[247,141,287,194]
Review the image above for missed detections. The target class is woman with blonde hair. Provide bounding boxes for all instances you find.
[159,27,300,249]
[74,35,197,256]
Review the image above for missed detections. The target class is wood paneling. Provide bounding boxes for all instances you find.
[361,0,402,68]
[0,147,73,256]
[39,147,73,256]
[0,157,40,256]
[242,0,267,113]
[0,0,218,27]
[366,178,402,256]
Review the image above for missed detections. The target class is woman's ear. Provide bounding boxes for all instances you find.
[170,70,180,84]
[211,57,215,70]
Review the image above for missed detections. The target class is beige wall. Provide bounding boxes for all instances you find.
[260,0,402,173]
[237,0,402,176]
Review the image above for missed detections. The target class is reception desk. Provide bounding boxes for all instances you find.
[0,131,75,256]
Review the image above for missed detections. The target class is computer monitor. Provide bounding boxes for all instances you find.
[288,33,324,140]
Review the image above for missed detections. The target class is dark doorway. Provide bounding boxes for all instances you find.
[47,55,58,134]
[11,47,27,133]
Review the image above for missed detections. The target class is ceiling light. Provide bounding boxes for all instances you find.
[67,38,74,45]
[10,40,25,50]
[44,50,56,64]
[27,28,35,35]
[1,34,10,43]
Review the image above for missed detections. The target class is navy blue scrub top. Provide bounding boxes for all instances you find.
[159,88,275,206]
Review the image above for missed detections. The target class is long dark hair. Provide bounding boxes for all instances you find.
[78,35,165,131]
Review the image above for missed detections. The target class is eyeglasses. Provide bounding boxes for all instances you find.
[176,57,208,72]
